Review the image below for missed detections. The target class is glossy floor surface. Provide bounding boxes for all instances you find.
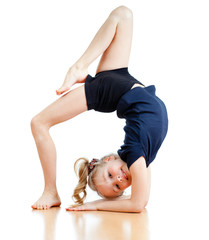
[1,193,209,240]
[30,208,149,240]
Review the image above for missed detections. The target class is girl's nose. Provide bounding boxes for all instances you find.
[117,175,122,182]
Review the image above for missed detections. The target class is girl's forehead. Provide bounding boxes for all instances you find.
[108,159,121,167]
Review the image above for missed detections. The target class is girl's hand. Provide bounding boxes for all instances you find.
[66,202,97,211]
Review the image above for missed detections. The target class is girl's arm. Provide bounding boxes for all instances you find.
[66,156,150,213]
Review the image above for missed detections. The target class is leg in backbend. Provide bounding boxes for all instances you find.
[31,6,135,210]
[31,86,88,209]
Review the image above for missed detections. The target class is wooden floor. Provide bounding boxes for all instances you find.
[1,200,208,240]
[1,206,149,240]
[32,207,149,240]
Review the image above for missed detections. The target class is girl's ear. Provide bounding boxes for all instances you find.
[103,155,116,162]
[110,155,116,161]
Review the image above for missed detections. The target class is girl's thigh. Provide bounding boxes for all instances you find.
[96,6,133,73]
[35,85,88,128]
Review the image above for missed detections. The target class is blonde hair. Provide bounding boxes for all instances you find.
[72,154,119,207]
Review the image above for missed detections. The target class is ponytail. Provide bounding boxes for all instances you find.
[72,158,89,206]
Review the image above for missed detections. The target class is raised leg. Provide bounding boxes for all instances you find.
[31,85,87,210]
[96,6,133,73]
[56,6,133,95]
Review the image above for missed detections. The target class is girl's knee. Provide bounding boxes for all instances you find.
[31,115,40,132]
[31,114,49,134]
[110,5,133,21]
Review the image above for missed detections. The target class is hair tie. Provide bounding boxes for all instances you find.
[88,158,99,175]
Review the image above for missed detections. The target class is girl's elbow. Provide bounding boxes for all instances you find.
[133,205,144,213]
[132,201,148,213]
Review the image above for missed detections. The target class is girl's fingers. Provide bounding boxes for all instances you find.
[66,202,96,211]
[66,206,85,211]
[66,207,77,211]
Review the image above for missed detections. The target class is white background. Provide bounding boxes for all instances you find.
[0,0,208,239]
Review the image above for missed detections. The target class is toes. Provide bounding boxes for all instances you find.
[56,89,61,95]
[44,205,48,210]
[56,88,64,95]
[32,203,50,210]
[37,205,43,210]
[33,204,47,210]
[31,203,38,209]
[56,86,70,95]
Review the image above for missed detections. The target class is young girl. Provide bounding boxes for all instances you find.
[31,6,168,212]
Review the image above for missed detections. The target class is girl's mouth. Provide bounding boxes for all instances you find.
[121,168,128,180]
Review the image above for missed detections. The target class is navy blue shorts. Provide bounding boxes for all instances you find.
[85,68,144,112]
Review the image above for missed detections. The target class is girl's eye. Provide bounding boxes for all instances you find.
[108,172,112,178]
[116,184,120,190]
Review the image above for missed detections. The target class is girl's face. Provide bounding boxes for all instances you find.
[94,156,132,198]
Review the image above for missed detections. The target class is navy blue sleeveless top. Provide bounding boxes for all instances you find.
[117,86,168,168]
[84,68,168,168]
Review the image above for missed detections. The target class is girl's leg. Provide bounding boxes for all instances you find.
[56,6,133,95]
[31,85,87,210]
[96,6,133,73]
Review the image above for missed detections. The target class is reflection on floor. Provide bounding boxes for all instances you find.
[32,207,149,240]
[2,198,208,240]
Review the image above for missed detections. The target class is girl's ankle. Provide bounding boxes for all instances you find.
[74,61,88,73]
[44,187,58,195]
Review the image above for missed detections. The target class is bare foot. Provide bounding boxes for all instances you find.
[56,65,88,95]
[32,190,61,210]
